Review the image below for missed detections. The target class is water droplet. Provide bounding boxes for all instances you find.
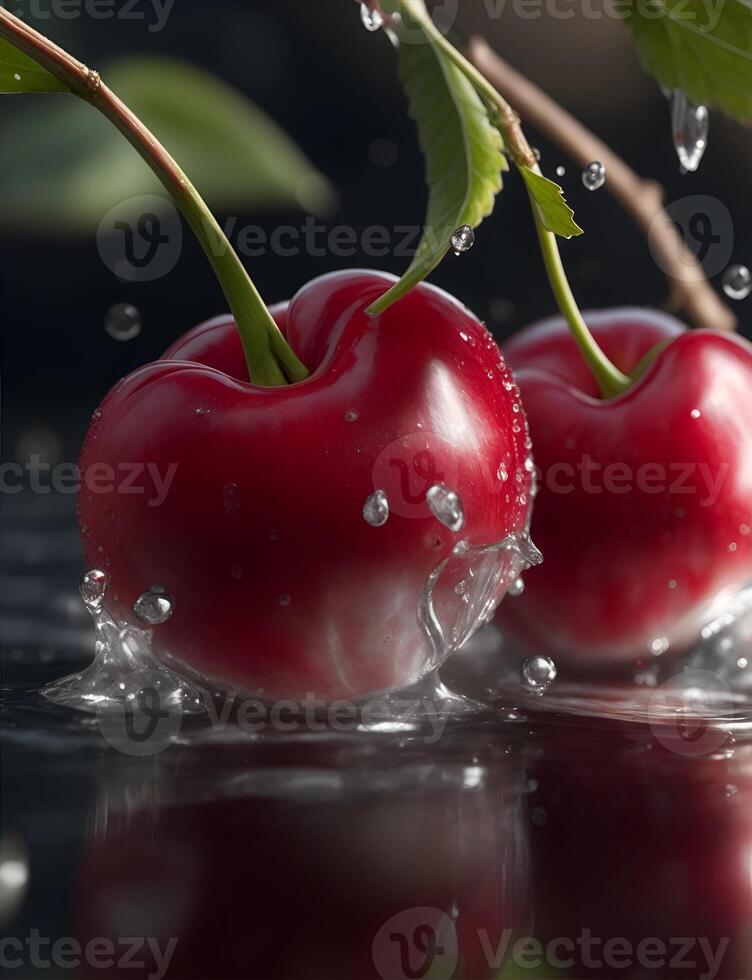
[13,72,21,81]
[740,524,750,536]
[133,585,174,626]
[80,569,109,612]
[223,482,241,516]
[268,529,279,542]
[581,161,606,191]
[722,264,751,301]
[521,655,557,695]
[345,409,359,423]
[231,566,244,580]
[497,463,508,482]
[668,579,678,590]
[649,636,670,657]
[360,1,384,30]
[278,593,292,607]
[725,784,738,798]
[728,541,738,553]
[555,165,566,177]
[104,303,142,341]
[524,456,535,473]
[426,484,465,532]
[363,489,389,527]
[195,407,211,416]
[508,577,525,597]
[451,224,475,255]
[690,408,702,420]
[669,90,708,172]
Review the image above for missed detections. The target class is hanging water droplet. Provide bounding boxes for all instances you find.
[104,303,142,341]
[360,1,384,31]
[581,161,606,191]
[555,165,566,177]
[451,224,475,256]
[133,585,174,626]
[669,90,708,173]
[363,489,389,527]
[508,577,525,597]
[722,264,751,300]
[521,655,557,695]
[80,569,109,612]
[426,484,465,532]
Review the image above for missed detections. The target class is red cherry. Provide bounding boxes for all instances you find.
[497,308,752,664]
[78,271,534,700]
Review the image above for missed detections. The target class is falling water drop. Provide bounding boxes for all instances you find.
[722,265,751,301]
[133,585,174,626]
[363,490,389,527]
[426,485,465,532]
[555,165,566,177]
[451,225,475,256]
[360,1,384,30]
[669,90,708,173]
[521,655,557,696]
[581,161,606,191]
[104,303,142,341]
[80,569,109,613]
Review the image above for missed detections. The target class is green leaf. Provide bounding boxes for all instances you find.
[520,166,583,239]
[0,56,335,234]
[0,36,67,93]
[368,5,507,314]
[622,0,752,121]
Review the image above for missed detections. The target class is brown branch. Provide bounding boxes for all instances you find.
[468,36,737,332]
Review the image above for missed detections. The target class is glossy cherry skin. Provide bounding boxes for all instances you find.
[78,271,533,700]
[497,308,752,664]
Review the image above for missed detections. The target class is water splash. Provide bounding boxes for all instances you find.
[669,90,708,172]
[419,531,542,668]
[42,571,203,714]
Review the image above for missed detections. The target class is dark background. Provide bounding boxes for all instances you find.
[1,0,751,466]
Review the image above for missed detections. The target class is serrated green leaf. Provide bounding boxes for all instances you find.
[369,6,507,314]
[520,167,583,239]
[622,0,752,121]
[0,35,68,93]
[0,56,335,234]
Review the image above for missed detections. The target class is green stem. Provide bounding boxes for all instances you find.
[0,8,308,387]
[391,0,632,398]
[531,208,631,397]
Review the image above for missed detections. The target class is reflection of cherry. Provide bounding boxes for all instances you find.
[77,739,530,979]
[524,715,752,979]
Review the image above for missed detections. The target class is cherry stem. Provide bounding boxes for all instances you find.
[0,8,309,388]
[390,0,632,398]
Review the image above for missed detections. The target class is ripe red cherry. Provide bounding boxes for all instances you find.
[78,271,534,700]
[497,308,752,664]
